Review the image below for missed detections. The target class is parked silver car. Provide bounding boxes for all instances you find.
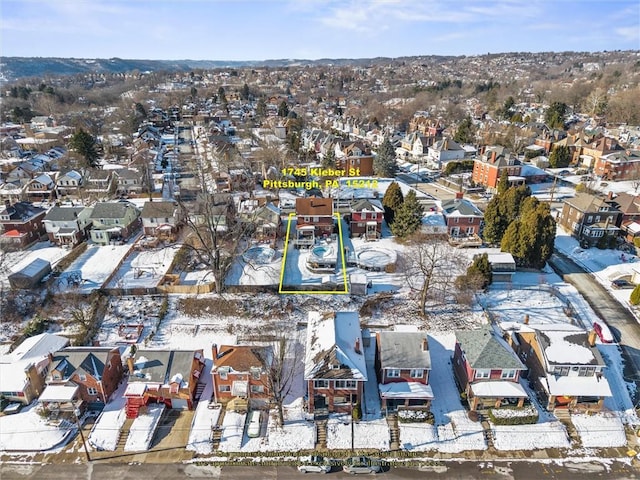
[342,456,382,474]
[297,455,332,474]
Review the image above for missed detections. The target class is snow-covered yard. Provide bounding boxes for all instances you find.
[105,245,179,289]
[572,413,627,448]
[124,404,165,451]
[217,411,247,452]
[326,415,390,450]
[0,404,75,452]
[88,384,128,451]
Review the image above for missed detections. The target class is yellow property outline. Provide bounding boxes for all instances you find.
[278,212,349,294]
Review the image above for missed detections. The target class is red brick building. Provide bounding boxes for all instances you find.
[472,146,523,190]
[0,201,47,250]
[295,197,334,247]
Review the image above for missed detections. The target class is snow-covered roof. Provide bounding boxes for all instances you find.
[470,380,528,398]
[0,333,69,364]
[378,381,434,399]
[39,384,78,402]
[543,374,612,397]
[304,311,367,381]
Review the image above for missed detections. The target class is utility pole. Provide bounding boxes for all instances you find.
[74,408,91,462]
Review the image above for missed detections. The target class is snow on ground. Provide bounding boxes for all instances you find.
[399,423,438,451]
[186,358,218,454]
[572,413,627,448]
[88,382,129,451]
[105,245,179,289]
[124,404,165,451]
[262,403,315,452]
[326,415,390,450]
[492,421,570,451]
[0,404,74,452]
[217,411,246,452]
[56,243,133,293]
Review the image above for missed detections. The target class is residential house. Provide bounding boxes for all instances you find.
[304,311,367,415]
[24,173,57,203]
[472,146,524,190]
[115,168,145,195]
[140,200,182,241]
[486,252,516,283]
[427,138,465,168]
[594,149,640,182]
[123,348,206,418]
[190,193,235,233]
[400,131,430,157]
[508,324,612,412]
[0,333,70,405]
[0,201,47,250]
[43,205,93,246]
[0,182,24,204]
[376,332,433,413]
[56,170,83,198]
[439,194,484,246]
[46,346,124,409]
[557,192,621,247]
[89,201,140,245]
[349,198,383,240]
[250,202,282,241]
[211,343,273,410]
[85,170,115,197]
[452,327,528,411]
[336,155,375,177]
[608,192,640,242]
[295,197,334,247]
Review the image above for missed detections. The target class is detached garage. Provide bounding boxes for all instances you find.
[8,258,52,289]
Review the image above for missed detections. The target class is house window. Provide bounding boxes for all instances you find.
[466,227,475,235]
[410,369,423,378]
[78,374,87,382]
[87,387,97,396]
[387,369,401,378]
[219,368,229,380]
[555,366,570,376]
[454,217,459,223]
[250,385,264,393]
[595,215,601,223]
[150,218,155,223]
[500,369,516,380]
[219,385,231,392]
[250,367,261,380]
[334,380,357,389]
[578,367,594,377]
[475,369,490,379]
[314,379,329,389]
[587,215,593,223]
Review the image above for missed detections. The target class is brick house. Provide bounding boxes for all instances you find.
[336,155,375,177]
[439,194,484,245]
[452,326,528,411]
[472,146,523,190]
[349,198,383,240]
[557,192,621,247]
[211,344,273,410]
[295,197,334,247]
[376,331,433,413]
[304,311,367,415]
[608,192,640,242]
[593,150,640,182]
[123,349,206,418]
[47,346,124,408]
[0,201,47,250]
[507,324,612,412]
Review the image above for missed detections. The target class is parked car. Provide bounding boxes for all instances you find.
[297,455,333,474]
[343,456,382,474]
[2,402,23,415]
[593,320,614,344]
[611,279,634,289]
[246,410,261,438]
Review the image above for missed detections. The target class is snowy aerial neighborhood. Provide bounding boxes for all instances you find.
[1,50,640,476]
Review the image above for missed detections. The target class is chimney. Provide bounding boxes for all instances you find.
[126,356,135,374]
[421,336,428,352]
[524,314,529,325]
[588,329,597,347]
[491,151,497,162]
[354,338,361,354]
[455,191,464,200]
[607,191,614,201]
[212,343,218,360]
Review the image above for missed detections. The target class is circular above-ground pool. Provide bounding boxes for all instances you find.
[310,245,335,261]
[242,245,276,264]
[356,247,397,271]
[306,244,337,271]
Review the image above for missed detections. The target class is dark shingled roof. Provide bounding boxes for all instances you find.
[455,327,525,370]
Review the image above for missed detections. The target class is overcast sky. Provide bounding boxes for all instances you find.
[1,0,639,60]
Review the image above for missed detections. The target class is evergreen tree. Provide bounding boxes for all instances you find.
[217,86,227,104]
[382,181,404,225]
[69,128,99,168]
[465,253,493,289]
[481,196,507,245]
[497,169,509,194]
[277,100,289,117]
[391,190,423,238]
[453,116,475,144]
[241,83,250,101]
[256,98,266,117]
[374,138,397,177]
[545,101,568,129]
[321,149,336,169]
[549,145,571,168]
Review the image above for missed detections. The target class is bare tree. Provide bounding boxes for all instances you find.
[401,233,465,317]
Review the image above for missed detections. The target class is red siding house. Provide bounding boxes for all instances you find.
[439,195,484,246]
[376,332,433,413]
[452,326,528,411]
[304,311,367,416]
[349,199,383,240]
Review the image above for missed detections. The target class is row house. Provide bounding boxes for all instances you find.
[85,170,115,197]
[43,205,93,247]
[453,326,528,411]
[0,333,70,405]
[472,146,523,190]
[123,349,206,418]
[0,201,47,250]
[408,114,444,138]
[56,170,83,198]
[508,324,612,412]
[211,344,273,410]
[304,311,367,415]
[295,197,334,247]
[400,131,430,157]
[376,332,433,412]
[557,192,621,247]
[115,168,146,195]
[89,201,141,245]
[44,346,124,411]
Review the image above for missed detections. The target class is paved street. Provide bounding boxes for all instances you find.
[1,460,637,480]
